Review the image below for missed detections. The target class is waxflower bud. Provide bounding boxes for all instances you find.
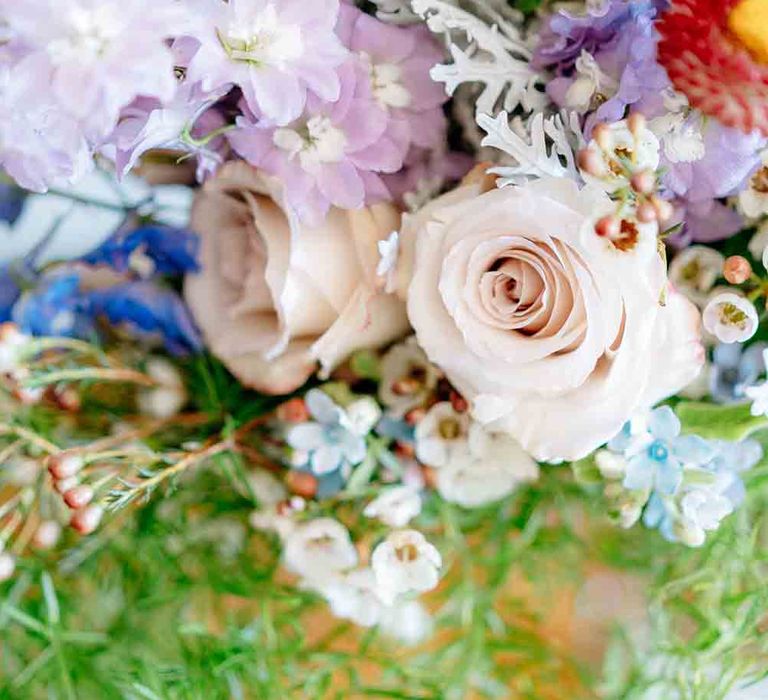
[70,505,104,535]
[651,196,675,223]
[33,521,62,550]
[0,552,15,582]
[636,202,658,223]
[577,148,607,177]
[54,476,79,494]
[595,215,621,239]
[47,452,85,480]
[630,170,656,194]
[592,123,613,150]
[277,398,310,424]
[723,256,752,285]
[63,485,94,510]
[285,471,318,499]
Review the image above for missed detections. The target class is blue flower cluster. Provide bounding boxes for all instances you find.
[0,220,202,356]
[605,406,762,547]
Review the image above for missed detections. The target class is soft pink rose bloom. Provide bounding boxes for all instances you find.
[184,162,410,395]
[400,178,704,462]
[180,0,347,126]
[1,0,180,143]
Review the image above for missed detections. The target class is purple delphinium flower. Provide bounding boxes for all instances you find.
[229,60,406,223]
[180,0,347,127]
[82,225,200,277]
[663,118,765,245]
[0,0,180,144]
[0,56,91,192]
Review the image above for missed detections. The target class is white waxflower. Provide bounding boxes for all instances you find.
[595,449,628,480]
[364,486,422,528]
[739,154,768,219]
[344,397,382,438]
[668,246,725,307]
[748,220,768,261]
[283,518,358,583]
[414,402,471,469]
[680,488,733,537]
[378,338,441,417]
[371,530,442,605]
[319,568,385,628]
[379,600,433,646]
[703,293,758,344]
[436,424,539,509]
[246,468,287,508]
[581,120,660,194]
[563,50,617,113]
[137,357,187,418]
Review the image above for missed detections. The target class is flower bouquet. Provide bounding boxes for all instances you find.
[2,0,768,697]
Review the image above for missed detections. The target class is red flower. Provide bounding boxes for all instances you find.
[657,0,768,136]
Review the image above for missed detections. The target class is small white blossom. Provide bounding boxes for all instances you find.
[0,552,15,582]
[436,424,539,508]
[703,293,758,344]
[738,153,768,219]
[415,402,471,468]
[364,486,422,528]
[379,338,440,417]
[748,220,768,261]
[581,121,660,194]
[595,449,628,480]
[668,246,725,307]
[377,231,400,293]
[283,518,358,583]
[379,600,433,645]
[137,357,187,419]
[563,50,617,113]
[319,568,385,628]
[344,397,382,437]
[371,529,442,605]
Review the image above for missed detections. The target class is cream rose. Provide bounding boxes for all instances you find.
[185,162,410,395]
[402,178,704,462]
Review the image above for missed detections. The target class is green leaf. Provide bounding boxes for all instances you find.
[676,402,768,441]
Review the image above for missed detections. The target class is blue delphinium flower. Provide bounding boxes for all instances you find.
[287,390,368,477]
[82,224,200,277]
[709,343,766,404]
[12,271,96,339]
[618,406,714,496]
[87,282,202,356]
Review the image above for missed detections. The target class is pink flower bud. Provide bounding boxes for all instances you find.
[592,123,613,150]
[578,148,606,177]
[63,485,94,510]
[47,452,84,480]
[630,170,656,194]
[33,521,62,550]
[595,215,621,239]
[70,505,104,535]
[652,197,675,223]
[723,256,752,285]
[637,202,658,223]
[54,476,79,494]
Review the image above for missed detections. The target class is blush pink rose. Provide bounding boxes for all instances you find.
[185,162,409,395]
[401,178,704,462]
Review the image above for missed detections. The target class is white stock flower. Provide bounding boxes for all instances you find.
[414,402,471,469]
[703,293,758,344]
[283,518,358,583]
[371,530,442,605]
[364,486,422,528]
[668,246,725,307]
[436,424,539,509]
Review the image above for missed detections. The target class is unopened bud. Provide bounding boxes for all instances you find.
[595,215,621,239]
[404,407,427,425]
[13,386,43,405]
[63,485,94,510]
[577,148,606,177]
[276,398,310,424]
[47,452,84,480]
[70,505,103,535]
[652,196,675,223]
[450,391,469,413]
[54,476,79,494]
[0,552,15,582]
[723,256,752,285]
[51,386,81,412]
[33,521,62,550]
[592,123,613,150]
[285,471,318,499]
[636,202,658,223]
[627,112,647,136]
[630,170,656,194]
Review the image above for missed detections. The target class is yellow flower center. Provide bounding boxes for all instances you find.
[728,0,768,65]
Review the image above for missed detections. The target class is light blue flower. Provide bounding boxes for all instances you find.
[709,343,766,404]
[286,390,367,476]
[642,492,677,542]
[620,407,714,496]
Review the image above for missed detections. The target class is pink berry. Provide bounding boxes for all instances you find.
[595,215,621,238]
[723,256,752,285]
[63,485,94,510]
